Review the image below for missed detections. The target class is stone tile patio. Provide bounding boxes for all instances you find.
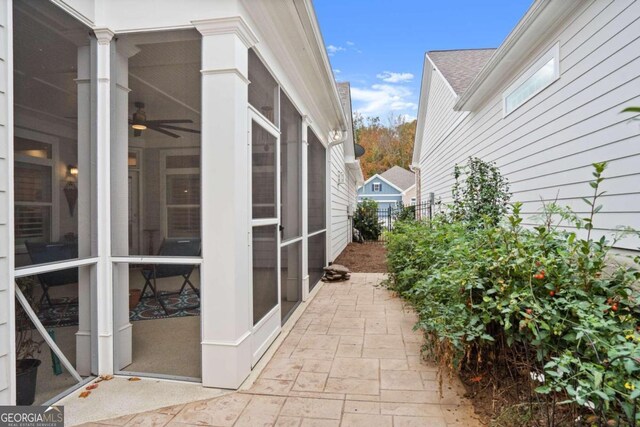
[83,273,483,427]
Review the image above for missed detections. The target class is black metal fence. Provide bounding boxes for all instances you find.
[354,201,432,243]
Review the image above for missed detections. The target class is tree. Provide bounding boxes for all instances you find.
[354,113,416,178]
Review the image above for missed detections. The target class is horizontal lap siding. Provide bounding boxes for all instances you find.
[419,0,640,249]
[0,0,11,404]
[330,143,349,259]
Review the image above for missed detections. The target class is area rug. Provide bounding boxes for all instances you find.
[129,289,200,321]
[36,290,200,327]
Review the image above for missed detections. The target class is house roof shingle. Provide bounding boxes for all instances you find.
[428,49,496,95]
[380,166,415,191]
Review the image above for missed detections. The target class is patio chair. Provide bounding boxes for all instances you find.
[25,241,79,307]
[139,238,201,315]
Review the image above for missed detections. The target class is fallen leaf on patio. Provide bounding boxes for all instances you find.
[79,391,91,398]
[469,376,483,383]
[86,384,98,390]
[128,377,141,382]
[100,375,114,381]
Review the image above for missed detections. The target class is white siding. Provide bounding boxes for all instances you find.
[330,143,349,260]
[419,0,640,250]
[0,0,13,405]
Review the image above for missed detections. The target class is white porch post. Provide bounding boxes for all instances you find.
[301,117,310,300]
[94,28,115,375]
[75,44,92,375]
[193,17,258,389]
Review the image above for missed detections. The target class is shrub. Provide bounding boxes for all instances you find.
[354,199,382,240]
[451,157,511,225]
[386,162,640,425]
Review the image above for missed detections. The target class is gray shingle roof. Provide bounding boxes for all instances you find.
[428,49,496,95]
[380,166,415,191]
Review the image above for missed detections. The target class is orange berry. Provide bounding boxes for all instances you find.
[549,291,555,297]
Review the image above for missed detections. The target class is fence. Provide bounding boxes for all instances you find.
[354,201,432,243]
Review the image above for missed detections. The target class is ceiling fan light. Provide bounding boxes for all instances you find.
[131,123,147,130]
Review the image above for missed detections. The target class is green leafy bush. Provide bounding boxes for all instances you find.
[451,157,511,225]
[354,199,382,240]
[386,162,640,425]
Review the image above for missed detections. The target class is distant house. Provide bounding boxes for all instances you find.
[357,166,416,210]
[413,0,640,250]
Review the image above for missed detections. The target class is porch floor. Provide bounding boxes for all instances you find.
[77,273,482,426]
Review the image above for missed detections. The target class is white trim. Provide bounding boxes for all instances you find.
[360,174,404,193]
[307,228,326,238]
[14,257,99,278]
[248,104,281,136]
[502,42,560,117]
[202,331,252,347]
[201,68,250,85]
[281,236,303,247]
[192,16,259,48]
[7,0,16,403]
[110,256,202,265]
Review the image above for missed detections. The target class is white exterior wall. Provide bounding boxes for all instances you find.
[418,0,640,250]
[330,143,350,260]
[0,0,14,405]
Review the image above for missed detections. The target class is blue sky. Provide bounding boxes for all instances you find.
[315,0,533,122]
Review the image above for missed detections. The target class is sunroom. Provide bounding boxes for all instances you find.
[1,0,352,405]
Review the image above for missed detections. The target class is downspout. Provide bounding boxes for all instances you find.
[409,164,421,207]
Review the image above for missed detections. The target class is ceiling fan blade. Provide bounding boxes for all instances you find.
[147,126,181,138]
[145,119,194,124]
[158,124,201,134]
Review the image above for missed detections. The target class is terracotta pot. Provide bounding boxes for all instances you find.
[129,289,142,310]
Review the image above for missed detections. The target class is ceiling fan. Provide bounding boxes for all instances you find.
[129,102,200,138]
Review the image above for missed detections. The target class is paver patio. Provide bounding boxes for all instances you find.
[83,273,482,426]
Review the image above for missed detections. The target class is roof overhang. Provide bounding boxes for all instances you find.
[241,0,348,137]
[454,0,585,112]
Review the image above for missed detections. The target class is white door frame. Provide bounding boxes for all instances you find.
[248,109,282,366]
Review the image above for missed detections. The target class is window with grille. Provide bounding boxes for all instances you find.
[14,140,54,246]
[372,182,381,192]
[163,152,201,238]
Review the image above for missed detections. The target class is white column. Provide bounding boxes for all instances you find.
[301,117,310,300]
[75,44,92,375]
[112,42,139,370]
[93,28,115,376]
[193,17,258,389]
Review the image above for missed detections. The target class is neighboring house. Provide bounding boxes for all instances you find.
[358,166,416,210]
[1,0,361,405]
[333,83,365,258]
[413,0,640,250]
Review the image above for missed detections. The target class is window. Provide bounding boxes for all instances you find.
[372,182,382,192]
[503,43,560,115]
[163,151,200,238]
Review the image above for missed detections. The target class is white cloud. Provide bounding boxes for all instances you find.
[326,44,346,56]
[333,69,341,74]
[376,71,414,83]
[350,84,418,118]
[346,41,355,46]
